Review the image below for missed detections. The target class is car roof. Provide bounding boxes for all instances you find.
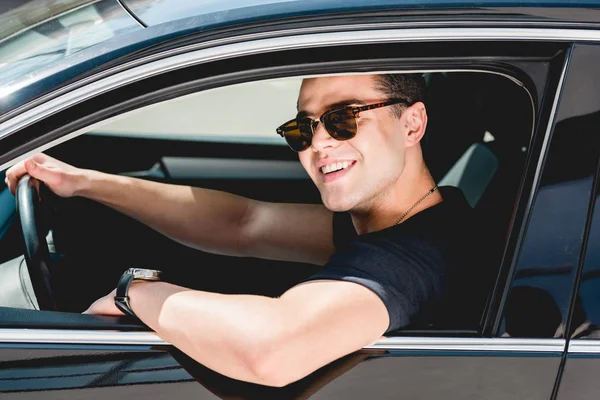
[124,0,600,27]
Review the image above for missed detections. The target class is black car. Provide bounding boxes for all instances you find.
[0,0,600,398]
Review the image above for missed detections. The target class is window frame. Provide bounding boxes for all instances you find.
[0,26,577,350]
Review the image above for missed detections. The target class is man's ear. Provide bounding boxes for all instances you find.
[404,102,428,148]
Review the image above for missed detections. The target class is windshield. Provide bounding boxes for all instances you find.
[0,0,141,106]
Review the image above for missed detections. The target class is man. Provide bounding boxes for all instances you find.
[5,73,471,386]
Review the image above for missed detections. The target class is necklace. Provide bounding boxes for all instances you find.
[393,185,439,226]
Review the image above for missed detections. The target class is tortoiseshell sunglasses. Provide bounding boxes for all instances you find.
[276,98,411,152]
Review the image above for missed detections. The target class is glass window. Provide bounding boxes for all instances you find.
[500,45,600,339]
[566,51,600,339]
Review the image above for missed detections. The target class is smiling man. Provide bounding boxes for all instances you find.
[5,73,472,386]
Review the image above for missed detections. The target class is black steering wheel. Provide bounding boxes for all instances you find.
[15,175,56,310]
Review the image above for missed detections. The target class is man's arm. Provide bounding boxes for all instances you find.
[85,280,389,387]
[81,170,335,264]
[5,154,335,265]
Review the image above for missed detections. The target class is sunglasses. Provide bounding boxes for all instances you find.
[276,98,411,152]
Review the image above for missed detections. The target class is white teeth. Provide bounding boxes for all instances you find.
[320,161,352,174]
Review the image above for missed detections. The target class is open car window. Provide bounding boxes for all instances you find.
[0,70,534,336]
[90,78,303,146]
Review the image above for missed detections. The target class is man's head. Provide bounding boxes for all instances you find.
[292,73,427,212]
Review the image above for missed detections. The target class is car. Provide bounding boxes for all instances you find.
[0,0,600,398]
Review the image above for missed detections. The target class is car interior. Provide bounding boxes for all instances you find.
[0,71,534,334]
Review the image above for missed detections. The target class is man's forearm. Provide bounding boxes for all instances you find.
[78,170,254,256]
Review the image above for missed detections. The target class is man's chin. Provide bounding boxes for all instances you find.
[321,195,356,213]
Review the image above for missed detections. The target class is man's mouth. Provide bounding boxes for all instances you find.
[320,161,353,174]
[319,160,356,182]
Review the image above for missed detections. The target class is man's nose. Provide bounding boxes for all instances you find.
[311,122,338,152]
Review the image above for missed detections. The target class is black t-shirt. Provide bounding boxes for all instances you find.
[299,186,477,333]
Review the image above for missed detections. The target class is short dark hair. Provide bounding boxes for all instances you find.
[374,74,426,118]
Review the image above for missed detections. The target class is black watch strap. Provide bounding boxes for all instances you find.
[114,272,136,317]
[114,268,162,317]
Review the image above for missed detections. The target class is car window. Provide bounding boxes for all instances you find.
[575,179,600,339]
[554,45,600,340]
[499,45,600,339]
[0,71,534,335]
[88,78,303,145]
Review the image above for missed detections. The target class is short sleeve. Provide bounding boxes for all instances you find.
[300,231,449,333]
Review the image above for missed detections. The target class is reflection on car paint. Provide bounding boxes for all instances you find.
[0,350,192,392]
[0,0,141,108]
[568,112,600,336]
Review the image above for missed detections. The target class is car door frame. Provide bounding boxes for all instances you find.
[0,24,589,397]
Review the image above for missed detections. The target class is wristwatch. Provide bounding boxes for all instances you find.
[114,268,162,317]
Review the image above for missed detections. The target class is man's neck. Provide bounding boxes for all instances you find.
[350,167,442,235]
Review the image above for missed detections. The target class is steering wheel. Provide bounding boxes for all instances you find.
[15,175,56,310]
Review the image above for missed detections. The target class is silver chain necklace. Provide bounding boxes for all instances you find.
[393,185,439,226]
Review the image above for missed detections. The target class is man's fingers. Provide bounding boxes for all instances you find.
[24,159,39,175]
[31,153,50,164]
[24,159,61,188]
[5,154,61,195]
[6,154,78,198]
[83,293,124,316]
[5,162,27,195]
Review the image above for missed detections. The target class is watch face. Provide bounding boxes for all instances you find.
[127,268,162,280]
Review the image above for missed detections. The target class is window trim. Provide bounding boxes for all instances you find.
[0,328,566,352]
[569,340,600,353]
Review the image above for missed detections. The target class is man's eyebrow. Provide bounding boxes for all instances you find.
[328,99,363,109]
[296,99,364,119]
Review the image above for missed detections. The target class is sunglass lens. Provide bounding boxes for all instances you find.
[323,109,357,140]
[277,119,312,152]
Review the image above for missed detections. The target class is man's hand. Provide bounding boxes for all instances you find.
[5,153,88,197]
[83,288,124,316]
[84,281,155,316]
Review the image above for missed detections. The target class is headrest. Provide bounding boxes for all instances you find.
[438,143,498,207]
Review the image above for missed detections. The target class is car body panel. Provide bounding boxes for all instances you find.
[0,341,564,398]
[0,0,143,116]
[122,0,600,28]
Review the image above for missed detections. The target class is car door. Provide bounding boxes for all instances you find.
[0,6,590,400]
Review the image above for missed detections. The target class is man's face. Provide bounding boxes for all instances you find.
[297,75,411,212]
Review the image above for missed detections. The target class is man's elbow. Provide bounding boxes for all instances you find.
[245,350,301,387]
[242,333,307,387]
